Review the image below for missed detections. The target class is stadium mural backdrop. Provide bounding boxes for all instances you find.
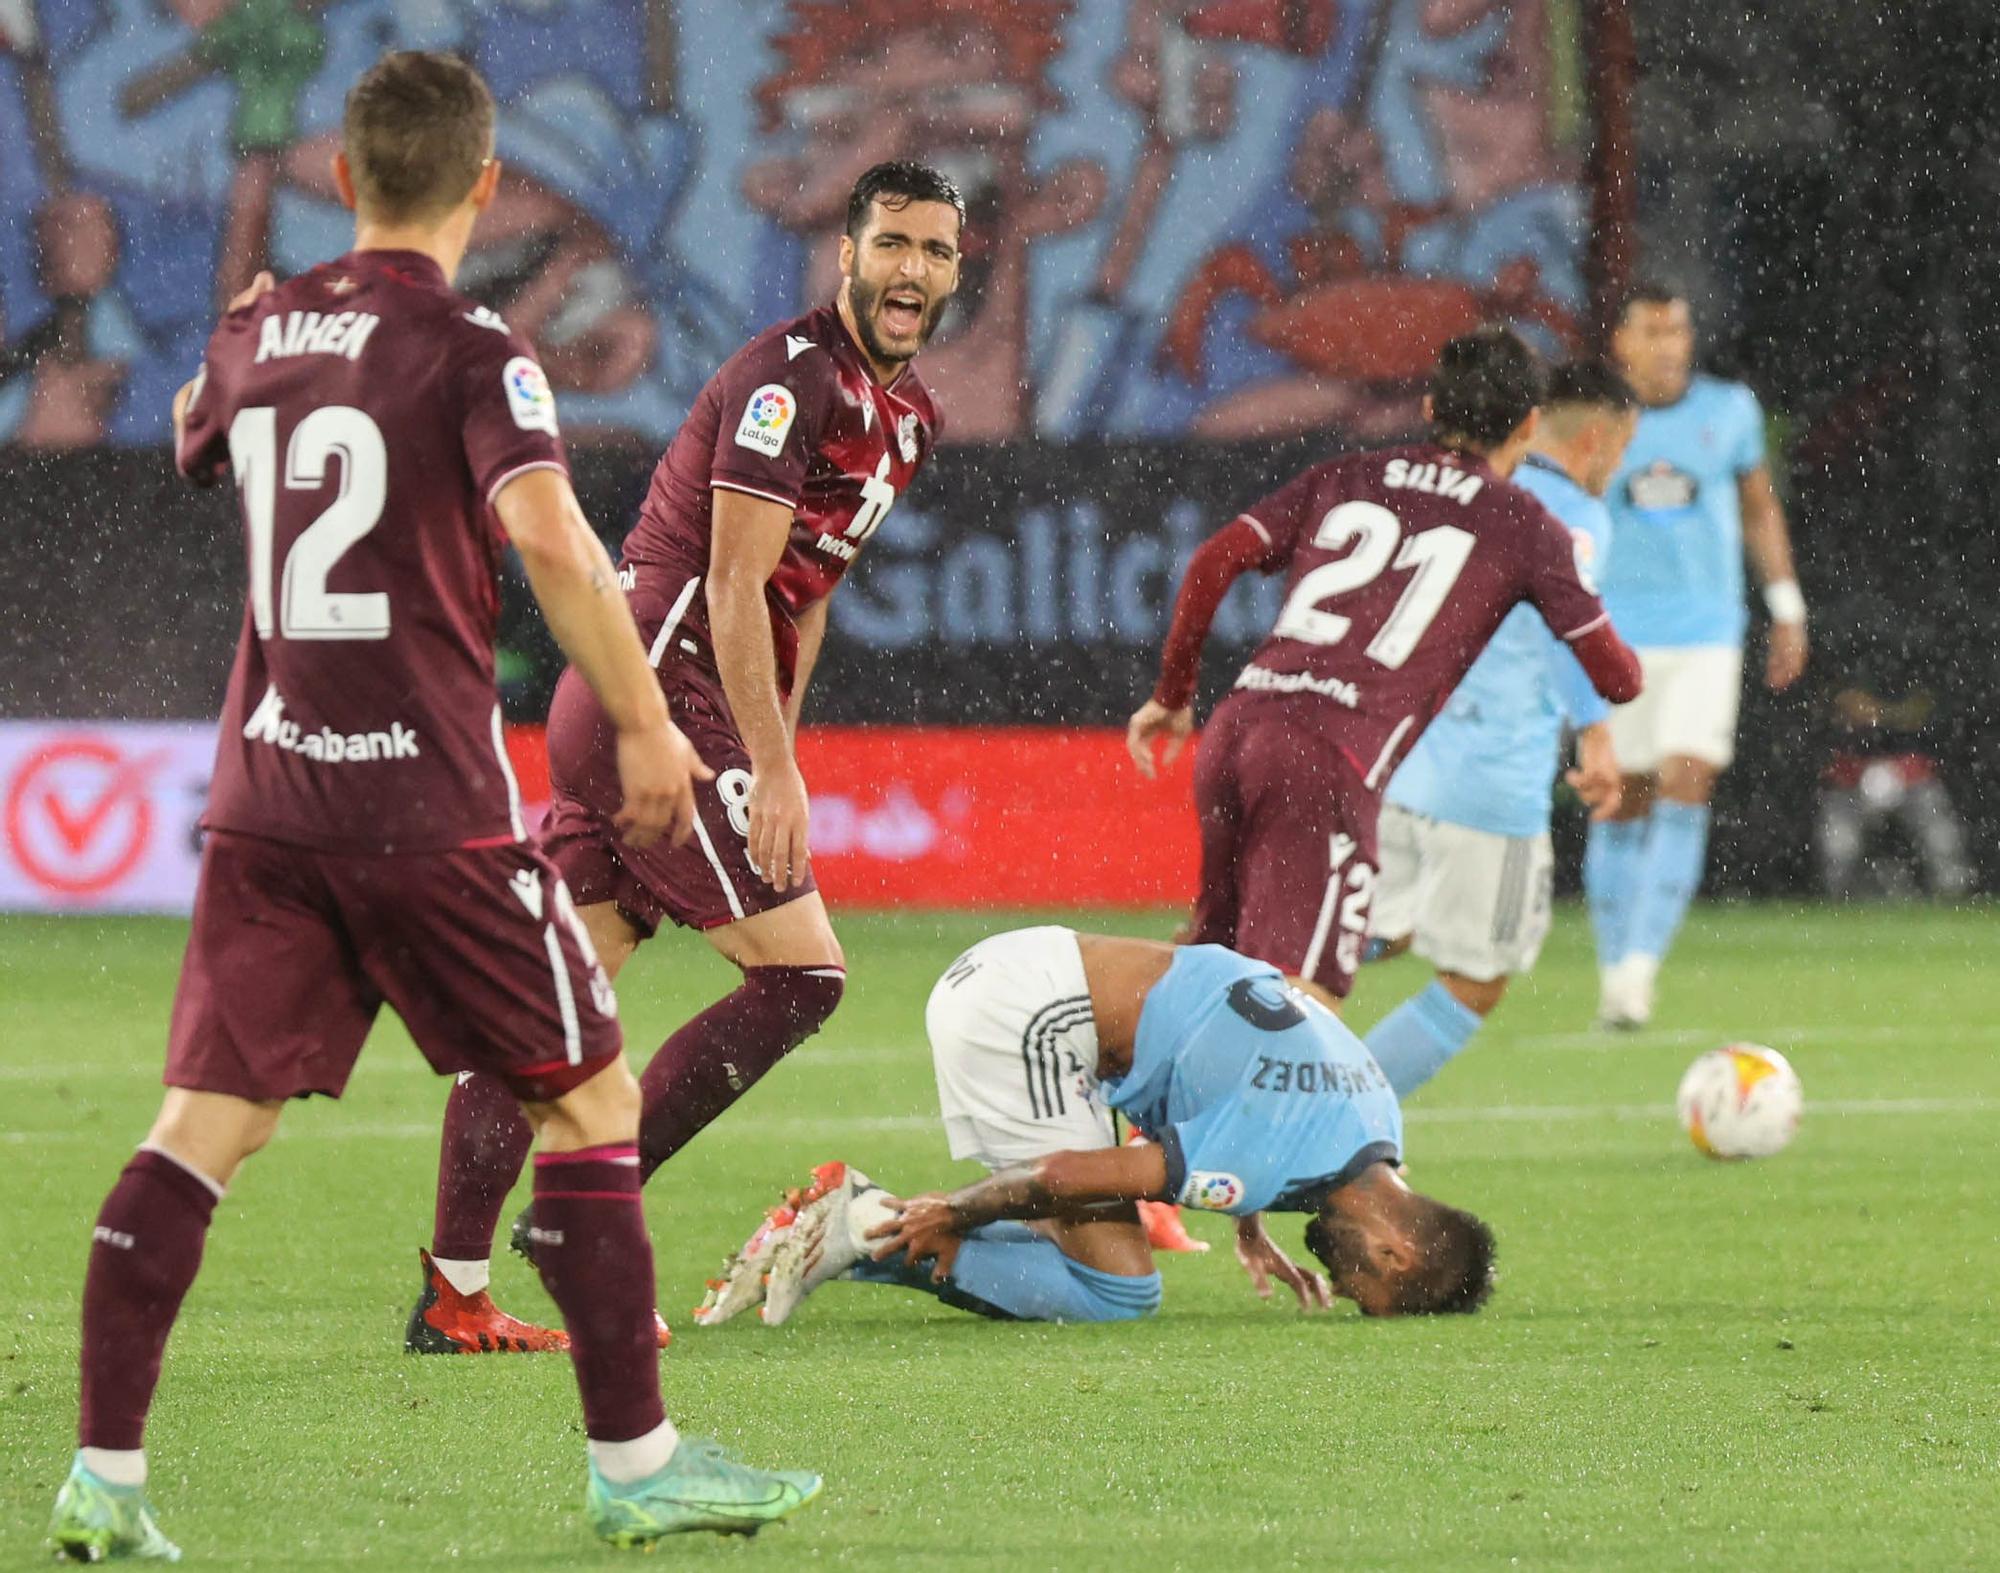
[0,0,1588,448]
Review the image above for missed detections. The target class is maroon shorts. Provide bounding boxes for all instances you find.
[165,831,621,1103]
[539,663,816,938]
[1189,691,1381,999]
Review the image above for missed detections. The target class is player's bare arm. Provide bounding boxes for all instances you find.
[1129,514,1269,776]
[708,486,812,890]
[866,1144,1169,1280]
[785,596,830,742]
[1739,466,1808,690]
[495,468,709,848]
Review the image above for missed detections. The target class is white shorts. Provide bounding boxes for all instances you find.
[1371,805,1554,983]
[1607,645,1744,772]
[926,927,1116,1170]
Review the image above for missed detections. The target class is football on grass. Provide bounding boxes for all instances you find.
[1676,1044,1803,1159]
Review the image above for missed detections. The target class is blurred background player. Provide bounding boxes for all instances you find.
[50,51,818,1561]
[1363,362,1639,1097]
[1128,328,1643,1013]
[411,160,962,1347]
[1586,284,1809,1028]
[697,928,1493,1329]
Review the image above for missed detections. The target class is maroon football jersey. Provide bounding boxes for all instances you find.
[176,249,567,854]
[1233,442,1611,789]
[617,303,941,697]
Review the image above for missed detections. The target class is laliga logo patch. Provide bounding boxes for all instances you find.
[897,411,920,463]
[1570,528,1599,593]
[504,356,558,436]
[1181,1171,1245,1212]
[735,383,796,456]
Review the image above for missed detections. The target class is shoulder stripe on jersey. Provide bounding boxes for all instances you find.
[486,459,568,509]
[1238,514,1273,548]
[1559,611,1610,642]
[647,577,702,669]
[712,479,799,510]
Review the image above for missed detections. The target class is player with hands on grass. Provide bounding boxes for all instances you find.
[695,929,1494,1330]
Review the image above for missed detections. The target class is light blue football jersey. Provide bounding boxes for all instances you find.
[1601,373,1766,647]
[1100,946,1401,1216]
[1384,454,1616,839]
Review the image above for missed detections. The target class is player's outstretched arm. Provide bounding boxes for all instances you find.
[865,1145,1168,1279]
[495,469,710,848]
[708,487,811,891]
[1739,466,1808,690]
[1129,515,1268,777]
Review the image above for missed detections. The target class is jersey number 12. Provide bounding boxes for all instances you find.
[230,405,390,641]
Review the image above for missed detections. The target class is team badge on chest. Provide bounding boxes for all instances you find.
[897,411,920,464]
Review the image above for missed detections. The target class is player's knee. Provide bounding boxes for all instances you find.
[1612,774,1655,820]
[1439,971,1508,1016]
[148,1088,282,1186]
[535,1056,641,1150]
[745,963,846,1049]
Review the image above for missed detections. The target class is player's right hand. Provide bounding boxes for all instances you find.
[1234,1214,1333,1312]
[1126,699,1194,779]
[614,721,712,849]
[748,756,812,891]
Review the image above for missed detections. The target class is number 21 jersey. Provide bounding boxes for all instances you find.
[176,249,566,854]
[1232,442,1612,790]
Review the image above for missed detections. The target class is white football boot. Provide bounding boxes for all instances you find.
[1597,955,1660,1030]
[760,1162,894,1327]
[692,1161,846,1327]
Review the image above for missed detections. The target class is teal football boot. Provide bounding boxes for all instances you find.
[587,1438,821,1545]
[48,1457,181,1563]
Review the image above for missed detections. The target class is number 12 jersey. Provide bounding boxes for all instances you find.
[177,249,565,854]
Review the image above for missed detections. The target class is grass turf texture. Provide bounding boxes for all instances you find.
[1,904,1995,1569]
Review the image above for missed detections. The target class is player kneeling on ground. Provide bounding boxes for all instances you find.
[696,929,1495,1327]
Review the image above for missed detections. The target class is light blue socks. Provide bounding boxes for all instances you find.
[1363,981,1484,1099]
[846,1221,1161,1322]
[1584,816,1650,965]
[1626,801,1710,963]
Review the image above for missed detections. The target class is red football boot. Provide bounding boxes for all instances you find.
[404,1248,571,1353]
[1138,1199,1210,1253]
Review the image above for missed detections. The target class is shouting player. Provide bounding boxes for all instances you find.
[695,929,1490,1328]
[1127,328,1643,1011]
[49,54,818,1562]
[1363,362,1639,1095]
[1586,284,1808,1028]
[406,160,961,1349]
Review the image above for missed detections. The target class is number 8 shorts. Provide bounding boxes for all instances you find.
[538,663,817,937]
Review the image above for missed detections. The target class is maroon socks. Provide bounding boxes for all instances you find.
[637,965,844,1181]
[431,1072,534,1263]
[78,1148,222,1451]
[529,1145,664,1443]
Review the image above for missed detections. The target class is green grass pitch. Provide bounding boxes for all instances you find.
[2,904,1995,1568]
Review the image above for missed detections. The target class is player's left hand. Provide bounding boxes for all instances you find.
[1234,1214,1332,1312]
[866,1193,963,1282]
[1126,699,1193,779]
[1565,722,1622,822]
[1766,621,1808,690]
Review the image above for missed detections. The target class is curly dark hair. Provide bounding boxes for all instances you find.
[1305,1198,1497,1316]
[845,161,967,240]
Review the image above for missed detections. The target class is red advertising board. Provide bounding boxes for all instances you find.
[504,724,1199,909]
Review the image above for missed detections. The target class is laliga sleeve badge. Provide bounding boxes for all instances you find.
[897,411,921,463]
[1570,527,1599,593]
[503,356,559,436]
[735,383,797,457]
[1180,1171,1246,1212]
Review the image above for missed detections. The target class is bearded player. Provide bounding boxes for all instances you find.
[404,161,962,1353]
[1127,328,1644,1011]
[49,53,820,1562]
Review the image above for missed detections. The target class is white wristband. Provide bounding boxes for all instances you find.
[1763,579,1807,626]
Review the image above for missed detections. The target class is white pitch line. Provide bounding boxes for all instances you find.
[3,1099,1990,1148]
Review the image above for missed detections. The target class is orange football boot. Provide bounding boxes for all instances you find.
[404,1248,571,1353]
